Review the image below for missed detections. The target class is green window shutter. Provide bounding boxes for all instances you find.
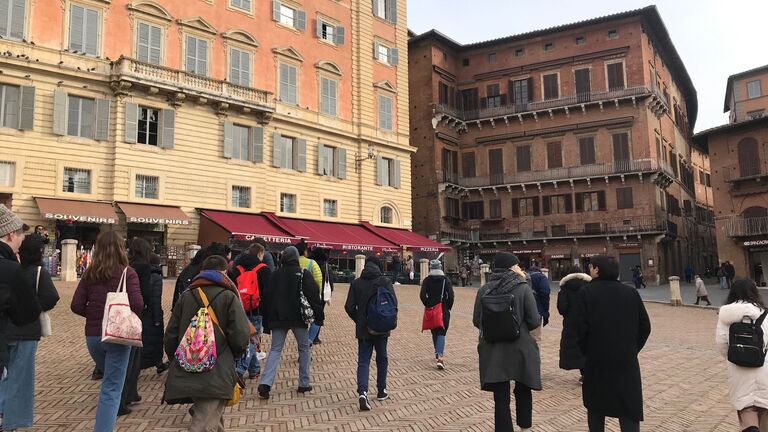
[251,126,263,163]
[337,148,346,179]
[317,143,326,175]
[94,98,110,141]
[272,0,281,21]
[69,5,84,52]
[160,108,175,149]
[52,89,67,135]
[272,132,282,167]
[223,120,234,158]
[124,102,138,143]
[335,26,345,45]
[296,138,307,172]
[18,86,35,130]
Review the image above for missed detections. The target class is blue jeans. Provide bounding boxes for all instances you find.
[259,327,311,388]
[308,323,322,343]
[431,333,446,357]
[720,276,728,289]
[235,315,262,376]
[86,336,132,432]
[357,338,388,395]
[0,340,38,429]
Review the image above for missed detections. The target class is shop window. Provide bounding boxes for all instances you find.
[380,205,393,223]
[232,185,251,208]
[280,192,296,213]
[135,174,159,199]
[0,161,15,186]
[63,167,91,194]
[323,199,337,217]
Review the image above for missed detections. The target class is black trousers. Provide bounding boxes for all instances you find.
[119,347,142,409]
[491,381,532,431]
[587,411,640,432]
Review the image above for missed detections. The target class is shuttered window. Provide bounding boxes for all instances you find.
[229,48,251,86]
[376,156,400,188]
[546,141,562,168]
[317,143,336,177]
[486,84,501,108]
[125,103,174,148]
[62,167,91,194]
[0,84,19,128]
[617,187,633,209]
[513,197,539,217]
[317,18,344,44]
[607,62,625,90]
[579,191,606,211]
[0,0,26,40]
[230,0,251,11]
[579,137,596,165]
[135,174,159,199]
[185,35,208,75]
[612,132,630,161]
[462,201,484,220]
[230,124,250,161]
[543,74,559,100]
[69,4,100,56]
[516,145,531,172]
[137,106,159,146]
[136,22,162,65]
[279,63,298,104]
[0,161,15,187]
[55,91,108,139]
[489,199,502,219]
[232,186,251,208]
[462,152,476,178]
[543,194,572,214]
[372,0,397,23]
[320,77,338,116]
[280,193,296,213]
[378,95,393,130]
[67,95,94,138]
[273,1,306,31]
[444,197,459,218]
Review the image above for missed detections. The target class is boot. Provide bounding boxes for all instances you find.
[742,427,759,432]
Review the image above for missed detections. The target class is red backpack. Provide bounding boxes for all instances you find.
[236,263,266,312]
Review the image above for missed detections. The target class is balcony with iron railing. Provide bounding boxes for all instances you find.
[112,57,275,113]
[723,161,768,183]
[724,216,768,237]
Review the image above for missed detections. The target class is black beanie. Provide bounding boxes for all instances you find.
[365,255,383,271]
[493,252,520,270]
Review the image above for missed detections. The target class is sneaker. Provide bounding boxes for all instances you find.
[313,338,322,345]
[359,393,372,411]
[91,367,103,381]
[436,359,445,370]
[376,388,389,401]
[298,385,313,393]
[117,406,131,416]
[257,384,271,400]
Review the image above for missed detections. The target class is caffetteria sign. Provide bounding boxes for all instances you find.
[44,213,116,224]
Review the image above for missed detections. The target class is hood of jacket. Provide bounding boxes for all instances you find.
[528,266,542,274]
[361,261,383,280]
[237,253,262,270]
[151,264,162,275]
[487,270,528,294]
[719,301,766,326]
[0,240,16,261]
[190,270,238,294]
[559,272,592,287]
[281,246,300,267]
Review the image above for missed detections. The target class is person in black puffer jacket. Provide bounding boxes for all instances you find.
[556,266,591,383]
[141,253,166,373]
[420,259,454,370]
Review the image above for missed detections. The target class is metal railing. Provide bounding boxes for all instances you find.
[725,216,768,237]
[723,162,768,182]
[113,57,275,110]
[444,158,673,189]
[434,86,650,121]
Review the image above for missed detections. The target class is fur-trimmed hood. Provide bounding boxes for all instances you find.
[559,273,592,287]
[718,301,766,326]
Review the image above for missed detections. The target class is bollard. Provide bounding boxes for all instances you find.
[60,239,78,282]
[480,263,490,285]
[419,258,429,284]
[187,244,201,260]
[669,276,682,306]
[355,254,366,278]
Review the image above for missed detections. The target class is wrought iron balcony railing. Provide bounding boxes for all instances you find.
[724,216,768,237]
[722,162,768,182]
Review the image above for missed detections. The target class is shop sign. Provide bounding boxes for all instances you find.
[744,239,768,247]
[380,247,400,253]
[581,253,600,258]
[616,242,641,249]
[127,216,189,225]
[343,244,374,252]
[44,213,116,224]
[310,242,334,249]
[478,249,502,254]
[242,234,293,244]
[549,254,568,259]
[512,249,542,254]
[413,246,440,252]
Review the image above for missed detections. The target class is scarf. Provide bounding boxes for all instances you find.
[189,270,238,294]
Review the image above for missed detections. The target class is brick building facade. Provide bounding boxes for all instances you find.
[409,6,715,282]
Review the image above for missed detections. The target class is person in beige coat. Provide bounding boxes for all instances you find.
[715,279,768,432]
[694,275,712,306]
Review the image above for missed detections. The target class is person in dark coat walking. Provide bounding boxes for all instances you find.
[391,255,402,285]
[577,255,651,432]
[309,247,332,345]
[172,243,229,308]
[345,255,397,411]
[420,259,454,370]
[141,253,166,372]
[725,261,736,289]
[257,246,324,400]
[473,253,541,432]
[527,265,550,342]
[556,267,590,383]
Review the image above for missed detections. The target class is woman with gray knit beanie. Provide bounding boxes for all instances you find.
[419,259,454,369]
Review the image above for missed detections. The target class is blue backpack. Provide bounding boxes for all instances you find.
[366,279,398,335]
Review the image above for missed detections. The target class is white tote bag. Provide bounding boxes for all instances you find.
[101,268,143,347]
[35,267,52,338]
[323,262,332,302]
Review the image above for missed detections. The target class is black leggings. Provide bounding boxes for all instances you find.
[491,381,532,431]
[587,411,639,432]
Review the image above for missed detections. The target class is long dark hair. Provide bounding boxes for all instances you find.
[18,235,44,267]
[128,237,152,265]
[727,278,767,309]
[82,231,128,283]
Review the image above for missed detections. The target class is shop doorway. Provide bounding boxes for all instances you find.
[128,227,166,254]
[749,250,768,286]
[619,253,641,282]
[547,259,571,280]
[56,221,100,250]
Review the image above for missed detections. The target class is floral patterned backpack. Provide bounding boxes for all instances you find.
[175,288,225,373]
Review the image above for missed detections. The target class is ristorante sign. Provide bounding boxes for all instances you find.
[44,213,116,224]
[127,216,189,225]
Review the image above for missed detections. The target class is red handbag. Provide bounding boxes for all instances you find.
[421,279,446,331]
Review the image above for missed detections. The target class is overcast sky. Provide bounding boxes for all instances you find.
[407,0,768,133]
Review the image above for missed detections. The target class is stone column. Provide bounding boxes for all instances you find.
[355,254,366,278]
[419,258,429,284]
[669,276,682,306]
[480,264,490,285]
[60,239,78,282]
[188,244,201,260]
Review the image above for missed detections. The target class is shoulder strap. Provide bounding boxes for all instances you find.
[197,288,225,336]
[236,265,245,274]
[440,278,445,300]
[253,263,267,272]
[756,309,768,327]
[35,266,41,293]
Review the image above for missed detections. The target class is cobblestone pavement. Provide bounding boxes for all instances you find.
[29,281,735,431]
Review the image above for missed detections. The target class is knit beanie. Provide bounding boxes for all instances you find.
[493,252,520,270]
[429,259,442,270]
[0,204,24,238]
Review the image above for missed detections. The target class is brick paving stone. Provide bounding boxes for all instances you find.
[27,281,736,431]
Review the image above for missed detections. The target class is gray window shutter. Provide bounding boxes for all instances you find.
[149,25,162,65]
[317,143,325,175]
[272,132,282,167]
[53,89,67,135]
[160,109,175,149]
[251,126,263,163]
[230,48,240,83]
[337,148,346,179]
[18,86,34,130]
[393,159,401,188]
[69,5,84,52]
[296,138,307,172]
[390,48,399,66]
[373,41,379,60]
[388,0,397,23]
[376,156,384,185]
[372,0,379,16]
[197,39,208,75]
[95,98,110,141]
[10,0,24,40]
[296,9,306,31]
[316,18,323,38]
[335,26,345,45]
[241,51,251,85]
[223,120,233,158]
[185,36,196,73]
[0,1,8,38]
[84,8,99,55]
[124,102,138,143]
[272,0,281,21]
[137,22,149,62]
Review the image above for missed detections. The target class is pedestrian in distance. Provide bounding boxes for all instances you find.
[719,263,729,290]
[142,253,168,374]
[631,266,645,290]
[459,265,469,287]
[391,255,402,285]
[309,247,333,345]
[163,255,250,432]
[576,255,651,432]
[420,259,454,370]
[527,264,550,342]
[473,252,541,432]
[0,235,59,431]
[556,266,590,384]
[715,278,768,432]
[71,231,144,432]
[295,240,325,348]
[257,246,324,400]
[345,255,398,411]
[405,255,415,284]
[694,274,712,306]
[726,261,737,289]
[684,265,694,284]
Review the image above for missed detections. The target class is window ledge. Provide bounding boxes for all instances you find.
[318,39,339,48]
[60,136,101,146]
[0,127,22,136]
[128,143,163,153]
[373,15,395,26]
[226,159,256,166]
[374,59,394,68]
[275,22,300,34]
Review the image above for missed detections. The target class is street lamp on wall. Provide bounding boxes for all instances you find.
[354,144,377,173]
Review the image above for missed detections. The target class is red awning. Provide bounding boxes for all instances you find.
[361,222,451,252]
[268,214,399,252]
[199,210,296,244]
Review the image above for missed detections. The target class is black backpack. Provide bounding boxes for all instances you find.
[480,287,521,343]
[728,310,768,368]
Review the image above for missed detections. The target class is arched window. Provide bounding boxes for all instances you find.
[380,206,393,224]
[738,137,760,177]
[742,206,768,219]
